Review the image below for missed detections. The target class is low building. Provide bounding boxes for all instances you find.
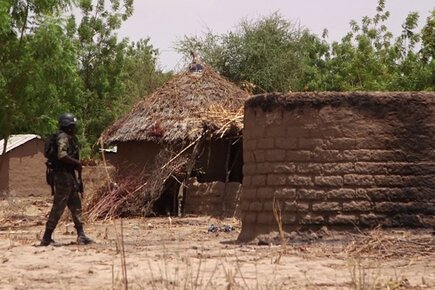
[0,134,48,197]
[239,92,435,242]
[102,65,249,217]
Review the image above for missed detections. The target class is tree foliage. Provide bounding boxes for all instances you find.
[323,0,433,91]
[0,0,168,157]
[0,0,80,141]
[177,0,434,93]
[1,0,433,159]
[177,13,323,93]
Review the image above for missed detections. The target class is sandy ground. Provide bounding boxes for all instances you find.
[0,195,434,290]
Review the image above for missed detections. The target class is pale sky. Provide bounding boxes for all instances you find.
[117,0,434,71]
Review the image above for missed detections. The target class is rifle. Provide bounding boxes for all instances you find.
[77,170,84,198]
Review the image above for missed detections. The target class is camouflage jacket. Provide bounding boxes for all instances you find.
[55,131,80,171]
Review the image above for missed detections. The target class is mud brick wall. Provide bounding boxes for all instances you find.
[238,92,435,242]
[184,178,241,217]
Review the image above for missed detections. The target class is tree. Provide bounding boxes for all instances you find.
[321,0,396,90]
[321,0,433,91]
[121,38,172,107]
[73,0,133,154]
[1,0,168,159]
[418,9,435,91]
[176,13,325,93]
[73,0,168,156]
[0,0,80,142]
[176,0,433,93]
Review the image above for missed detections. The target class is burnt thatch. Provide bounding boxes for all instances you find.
[246,92,435,112]
[103,66,250,143]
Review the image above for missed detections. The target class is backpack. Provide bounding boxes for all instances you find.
[44,133,59,193]
[44,133,59,164]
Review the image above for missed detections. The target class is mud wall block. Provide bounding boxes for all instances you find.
[238,92,435,242]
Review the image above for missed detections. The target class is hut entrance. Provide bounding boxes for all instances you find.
[196,138,243,183]
[152,177,179,216]
[152,137,243,217]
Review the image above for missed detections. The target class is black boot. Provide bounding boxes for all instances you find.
[40,228,59,246]
[76,226,94,245]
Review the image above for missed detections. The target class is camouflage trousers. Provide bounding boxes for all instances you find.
[45,171,83,231]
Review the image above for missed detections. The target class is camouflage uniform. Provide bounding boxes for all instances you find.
[45,132,83,232]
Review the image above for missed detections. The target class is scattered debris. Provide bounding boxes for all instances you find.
[207,224,235,233]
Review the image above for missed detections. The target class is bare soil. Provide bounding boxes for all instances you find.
[0,195,433,290]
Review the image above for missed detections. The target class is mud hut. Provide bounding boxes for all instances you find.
[100,66,250,217]
[0,134,47,197]
[238,92,435,242]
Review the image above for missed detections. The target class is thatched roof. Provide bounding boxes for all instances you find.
[103,66,250,143]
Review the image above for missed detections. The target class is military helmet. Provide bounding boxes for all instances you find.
[58,113,77,128]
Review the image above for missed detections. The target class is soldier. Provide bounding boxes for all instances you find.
[40,113,93,246]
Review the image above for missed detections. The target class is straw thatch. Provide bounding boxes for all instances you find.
[102,65,250,143]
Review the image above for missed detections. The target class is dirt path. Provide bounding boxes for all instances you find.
[0,196,433,289]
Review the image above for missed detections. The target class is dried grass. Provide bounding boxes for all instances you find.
[344,226,435,259]
[84,148,188,221]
